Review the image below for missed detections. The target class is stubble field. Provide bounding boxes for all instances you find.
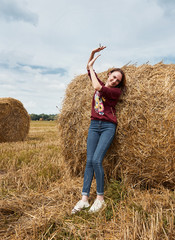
[0,121,174,240]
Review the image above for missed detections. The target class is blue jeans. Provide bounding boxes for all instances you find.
[82,120,116,196]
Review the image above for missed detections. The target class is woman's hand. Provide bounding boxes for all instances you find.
[92,45,106,54]
[87,45,106,70]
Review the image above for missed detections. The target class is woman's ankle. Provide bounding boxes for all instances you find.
[82,195,89,202]
[97,195,104,201]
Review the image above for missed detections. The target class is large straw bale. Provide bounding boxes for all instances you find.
[58,63,175,188]
[0,98,30,143]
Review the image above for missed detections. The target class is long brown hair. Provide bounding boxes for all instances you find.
[108,68,126,91]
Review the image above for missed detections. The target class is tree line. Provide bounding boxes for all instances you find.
[30,113,57,121]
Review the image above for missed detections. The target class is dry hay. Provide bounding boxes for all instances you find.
[0,98,30,143]
[58,62,175,188]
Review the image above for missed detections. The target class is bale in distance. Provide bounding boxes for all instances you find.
[0,98,30,143]
[58,62,175,189]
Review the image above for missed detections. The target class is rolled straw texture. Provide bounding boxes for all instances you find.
[58,63,175,188]
[0,98,30,143]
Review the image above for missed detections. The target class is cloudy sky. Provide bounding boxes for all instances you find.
[0,0,175,114]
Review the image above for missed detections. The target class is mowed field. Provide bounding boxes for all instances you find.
[0,121,174,240]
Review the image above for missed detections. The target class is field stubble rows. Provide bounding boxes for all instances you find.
[0,121,174,240]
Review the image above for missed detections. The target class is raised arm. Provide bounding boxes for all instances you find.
[87,46,106,91]
[87,46,106,70]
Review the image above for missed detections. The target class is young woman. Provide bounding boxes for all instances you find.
[72,46,126,214]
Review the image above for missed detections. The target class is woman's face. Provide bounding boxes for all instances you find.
[106,71,122,88]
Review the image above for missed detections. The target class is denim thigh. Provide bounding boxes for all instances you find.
[87,120,116,163]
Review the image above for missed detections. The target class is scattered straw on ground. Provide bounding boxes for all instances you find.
[0,121,174,239]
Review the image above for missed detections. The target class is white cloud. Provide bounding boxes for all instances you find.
[0,0,175,114]
[0,0,38,25]
[156,0,175,17]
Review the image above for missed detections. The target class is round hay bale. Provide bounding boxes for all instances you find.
[58,63,175,188]
[0,98,30,143]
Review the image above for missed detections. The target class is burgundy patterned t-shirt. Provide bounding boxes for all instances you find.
[88,70,121,124]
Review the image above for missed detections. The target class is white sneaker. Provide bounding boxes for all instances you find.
[89,199,106,213]
[71,200,90,214]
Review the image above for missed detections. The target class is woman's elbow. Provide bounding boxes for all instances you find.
[94,85,102,91]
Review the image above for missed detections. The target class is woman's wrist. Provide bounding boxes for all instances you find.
[92,49,98,54]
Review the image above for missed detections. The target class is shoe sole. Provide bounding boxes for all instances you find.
[71,205,90,214]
